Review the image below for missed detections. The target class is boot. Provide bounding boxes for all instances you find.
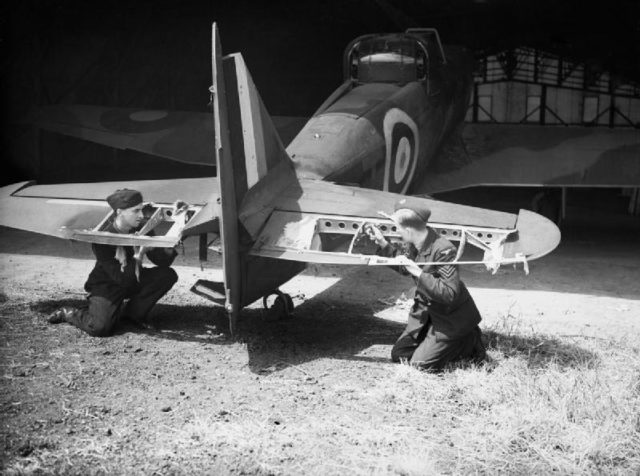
[472,327,487,363]
[47,307,75,324]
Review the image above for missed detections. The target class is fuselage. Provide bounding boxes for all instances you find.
[287,33,474,195]
[240,32,475,308]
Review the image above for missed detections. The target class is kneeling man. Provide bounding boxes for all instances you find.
[49,189,178,336]
[366,198,486,371]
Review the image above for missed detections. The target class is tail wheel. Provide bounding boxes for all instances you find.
[262,290,294,320]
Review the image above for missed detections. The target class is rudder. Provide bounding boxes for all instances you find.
[209,23,292,333]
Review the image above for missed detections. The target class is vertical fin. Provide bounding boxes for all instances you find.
[211,23,241,334]
[211,23,295,332]
[233,53,291,188]
[222,52,297,239]
[222,52,291,195]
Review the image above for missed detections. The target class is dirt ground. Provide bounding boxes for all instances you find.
[1,203,639,474]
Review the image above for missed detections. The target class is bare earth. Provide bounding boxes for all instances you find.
[1,222,639,475]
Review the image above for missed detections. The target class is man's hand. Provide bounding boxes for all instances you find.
[364,223,388,248]
[134,246,148,261]
[396,255,423,278]
[173,200,189,215]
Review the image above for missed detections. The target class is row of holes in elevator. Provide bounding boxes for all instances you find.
[322,221,494,239]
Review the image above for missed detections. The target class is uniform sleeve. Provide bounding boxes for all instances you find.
[146,247,178,267]
[377,242,412,276]
[143,228,177,267]
[92,244,138,289]
[377,242,400,258]
[416,245,460,305]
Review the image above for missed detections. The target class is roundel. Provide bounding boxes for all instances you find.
[100,109,180,133]
[382,108,419,194]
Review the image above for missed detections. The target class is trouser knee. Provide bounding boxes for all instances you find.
[76,295,121,337]
[143,267,178,294]
[412,359,445,372]
[85,321,115,337]
[390,346,405,363]
[391,333,419,363]
[158,267,178,288]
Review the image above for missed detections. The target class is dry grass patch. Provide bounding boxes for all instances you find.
[1,286,639,475]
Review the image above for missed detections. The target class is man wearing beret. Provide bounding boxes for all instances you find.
[365,198,486,371]
[48,189,178,337]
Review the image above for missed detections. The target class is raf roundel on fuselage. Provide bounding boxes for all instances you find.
[383,107,419,194]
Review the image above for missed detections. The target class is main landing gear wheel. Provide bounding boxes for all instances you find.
[262,291,294,320]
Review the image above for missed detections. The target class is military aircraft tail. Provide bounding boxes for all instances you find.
[206,23,294,332]
[215,32,291,207]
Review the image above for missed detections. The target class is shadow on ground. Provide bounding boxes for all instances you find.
[238,300,407,374]
[29,289,599,374]
[27,295,405,373]
[29,298,231,343]
[484,329,599,369]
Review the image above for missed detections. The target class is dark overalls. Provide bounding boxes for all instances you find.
[381,228,484,370]
[66,221,178,337]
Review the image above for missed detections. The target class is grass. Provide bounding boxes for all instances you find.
[1,294,639,475]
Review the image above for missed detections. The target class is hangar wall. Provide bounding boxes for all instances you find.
[466,47,640,127]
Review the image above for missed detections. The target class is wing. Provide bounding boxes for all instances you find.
[246,178,560,272]
[413,123,640,194]
[38,105,217,166]
[37,105,307,165]
[0,178,219,246]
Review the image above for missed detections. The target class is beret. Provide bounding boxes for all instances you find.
[107,189,143,210]
[393,197,431,223]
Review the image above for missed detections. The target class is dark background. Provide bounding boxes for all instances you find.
[2,0,639,184]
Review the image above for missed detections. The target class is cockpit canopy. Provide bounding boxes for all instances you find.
[344,29,446,86]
